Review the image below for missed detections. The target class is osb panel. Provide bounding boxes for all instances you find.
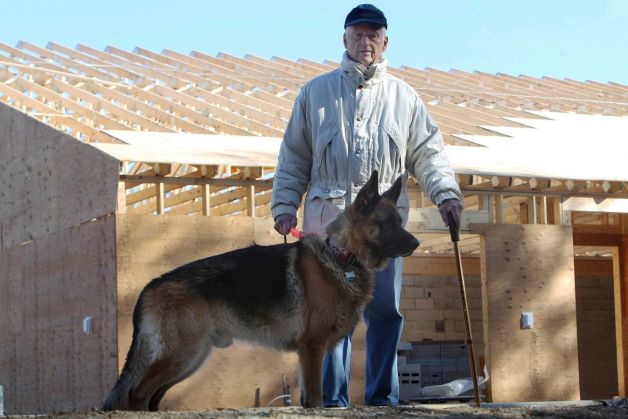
[114,214,369,408]
[480,224,580,402]
[0,216,117,414]
[0,102,119,250]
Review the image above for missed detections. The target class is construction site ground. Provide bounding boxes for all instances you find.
[9,400,628,419]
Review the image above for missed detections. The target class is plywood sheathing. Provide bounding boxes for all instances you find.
[0,216,117,415]
[477,224,580,402]
[0,102,119,249]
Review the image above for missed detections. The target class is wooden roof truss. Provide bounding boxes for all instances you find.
[1,41,627,256]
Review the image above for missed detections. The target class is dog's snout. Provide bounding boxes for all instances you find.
[410,235,420,250]
[399,233,420,257]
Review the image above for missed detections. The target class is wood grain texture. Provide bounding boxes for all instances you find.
[0,216,117,414]
[0,103,119,249]
[479,224,580,402]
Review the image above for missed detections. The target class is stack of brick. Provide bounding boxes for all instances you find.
[398,340,473,400]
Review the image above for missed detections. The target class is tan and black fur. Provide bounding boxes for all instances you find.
[102,171,419,411]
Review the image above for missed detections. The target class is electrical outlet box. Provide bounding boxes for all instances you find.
[521,312,534,329]
[83,316,93,334]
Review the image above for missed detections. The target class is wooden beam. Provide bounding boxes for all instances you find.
[121,174,273,188]
[573,224,623,247]
[156,182,165,214]
[495,194,504,224]
[539,196,548,224]
[117,181,127,214]
[247,185,256,217]
[202,184,211,216]
[529,195,537,224]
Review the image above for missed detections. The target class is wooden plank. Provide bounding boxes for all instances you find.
[563,197,628,213]
[117,181,127,213]
[495,194,504,224]
[247,185,256,217]
[156,182,165,214]
[202,184,211,216]
[529,195,537,224]
[120,175,273,188]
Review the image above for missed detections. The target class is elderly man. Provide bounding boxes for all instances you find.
[271,4,463,407]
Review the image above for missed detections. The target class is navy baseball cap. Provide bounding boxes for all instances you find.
[344,4,388,29]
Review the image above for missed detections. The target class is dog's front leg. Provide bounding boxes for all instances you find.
[297,343,325,408]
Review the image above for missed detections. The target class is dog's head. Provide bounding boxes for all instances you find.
[327,171,420,270]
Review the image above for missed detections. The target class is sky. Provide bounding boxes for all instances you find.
[1,0,627,85]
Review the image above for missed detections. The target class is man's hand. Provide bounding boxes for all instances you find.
[438,198,463,229]
[274,214,297,236]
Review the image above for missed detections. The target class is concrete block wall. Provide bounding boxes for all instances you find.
[400,275,484,358]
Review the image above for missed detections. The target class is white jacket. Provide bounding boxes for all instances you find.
[271,53,462,236]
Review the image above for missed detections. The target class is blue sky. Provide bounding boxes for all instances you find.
[1,0,627,84]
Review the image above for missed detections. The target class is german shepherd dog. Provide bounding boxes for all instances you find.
[103,171,419,411]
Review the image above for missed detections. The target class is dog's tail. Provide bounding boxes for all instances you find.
[102,293,151,411]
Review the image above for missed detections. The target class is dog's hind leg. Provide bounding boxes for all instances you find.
[146,341,214,411]
[297,342,326,408]
[132,300,216,411]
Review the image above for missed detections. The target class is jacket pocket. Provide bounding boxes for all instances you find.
[315,125,340,180]
[377,121,405,182]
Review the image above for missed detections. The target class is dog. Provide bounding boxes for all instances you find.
[102,170,419,411]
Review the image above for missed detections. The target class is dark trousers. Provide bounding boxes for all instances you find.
[322,258,404,407]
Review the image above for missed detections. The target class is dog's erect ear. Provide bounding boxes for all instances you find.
[382,175,402,204]
[355,171,381,214]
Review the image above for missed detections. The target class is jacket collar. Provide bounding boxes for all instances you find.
[341,51,387,85]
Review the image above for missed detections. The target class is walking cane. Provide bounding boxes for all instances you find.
[448,213,481,407]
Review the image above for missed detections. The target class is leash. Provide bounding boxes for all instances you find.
[283,228,302,244]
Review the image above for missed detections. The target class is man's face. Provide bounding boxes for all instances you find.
[343,24,388,67]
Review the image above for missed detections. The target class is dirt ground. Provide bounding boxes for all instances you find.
[16,400,628,419]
